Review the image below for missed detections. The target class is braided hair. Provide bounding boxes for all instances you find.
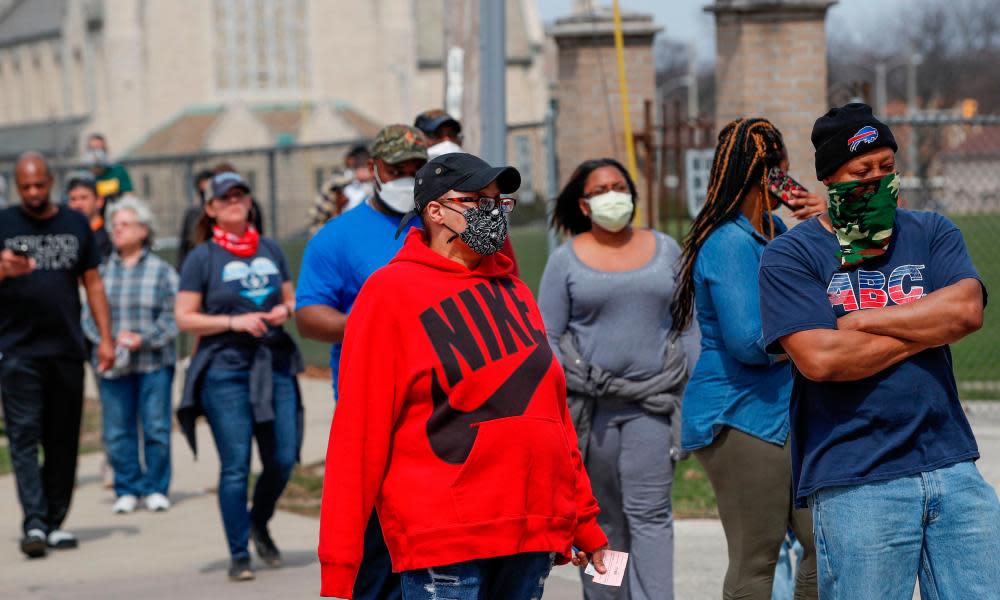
[671,118,786,333]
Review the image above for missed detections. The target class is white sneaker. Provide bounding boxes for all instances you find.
[144,493,171,512]
[112,495,138,514]
[46,529,78,549]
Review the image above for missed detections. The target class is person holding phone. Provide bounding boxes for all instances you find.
[175,172,303,582]
[0,152,115,558]
[672,119,824,599]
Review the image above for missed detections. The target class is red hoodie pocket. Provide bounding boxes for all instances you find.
[450,416,576,524]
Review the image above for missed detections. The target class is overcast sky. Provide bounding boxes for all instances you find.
[537,0,907,65]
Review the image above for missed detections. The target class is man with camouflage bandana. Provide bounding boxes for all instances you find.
[296,124,428,600]
[758,103,1000,598]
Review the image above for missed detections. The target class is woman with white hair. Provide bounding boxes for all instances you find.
[83,195,179,514]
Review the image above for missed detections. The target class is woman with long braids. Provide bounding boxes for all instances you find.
[674,119,824,599]
[539,158,698,600]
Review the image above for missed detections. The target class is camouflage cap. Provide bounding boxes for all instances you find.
[370,124,429,164]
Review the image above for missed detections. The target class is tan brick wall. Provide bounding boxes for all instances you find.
[554,35,657,193]
[714,14,830,187]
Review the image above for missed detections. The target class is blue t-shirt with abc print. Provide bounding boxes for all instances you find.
[179,237,292,370]
[758,209,984,508]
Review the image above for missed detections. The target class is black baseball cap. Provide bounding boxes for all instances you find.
[395,152,520,238]
[414,109,461,136]
[210,171,251,199]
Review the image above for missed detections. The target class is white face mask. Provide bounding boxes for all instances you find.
[374,166,415,214]
[586,191,634,233]
[343,180,373,210]
[427,140,464,159]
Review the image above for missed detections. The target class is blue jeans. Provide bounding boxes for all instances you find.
[772,533,804,600]
[400,553,554,600]
[810,460,1000,599]
[200,368,299,560]
[99,367,174,498]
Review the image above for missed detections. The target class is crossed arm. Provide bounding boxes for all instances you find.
[781,278,984,382]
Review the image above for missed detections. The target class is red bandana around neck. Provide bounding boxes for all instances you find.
[212,225,260,257]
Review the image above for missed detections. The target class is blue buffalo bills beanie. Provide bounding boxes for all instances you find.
[812,103,898,181]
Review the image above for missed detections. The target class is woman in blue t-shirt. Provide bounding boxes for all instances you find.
[670,119,824,599]
[175,172,302,583]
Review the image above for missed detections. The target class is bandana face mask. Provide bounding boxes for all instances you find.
[827,172,900,269]
[443,203,509,256]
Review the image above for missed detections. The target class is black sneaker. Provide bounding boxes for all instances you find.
[227,557,255,582]
[250,524,282,567]
[20,529,47,559]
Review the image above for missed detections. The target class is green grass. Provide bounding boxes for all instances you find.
[948,214,1000,392]
[673,457,718,518]
[247,454,719,519]
[0,446,11,476]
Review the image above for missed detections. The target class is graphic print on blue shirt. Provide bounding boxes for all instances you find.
[222,257,280,306]
[758,210,983,507]
[827,265,926,311]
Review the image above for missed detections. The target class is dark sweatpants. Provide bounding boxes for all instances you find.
[0,356,84,535]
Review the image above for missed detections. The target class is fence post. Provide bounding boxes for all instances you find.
[183,160,194,207]
[267,150,278,238]
[673,100,684,240]
[544,98,560,256]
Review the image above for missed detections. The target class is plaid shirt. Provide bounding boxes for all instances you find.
[83,249,179,374]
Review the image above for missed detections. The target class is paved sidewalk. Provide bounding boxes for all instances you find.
[1,375,998,598]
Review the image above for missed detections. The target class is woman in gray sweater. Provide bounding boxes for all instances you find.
[538,158,697,600]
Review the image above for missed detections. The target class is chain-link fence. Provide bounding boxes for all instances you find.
[886,114,1000,398]
[0,124,552,245]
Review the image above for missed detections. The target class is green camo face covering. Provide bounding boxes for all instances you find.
[827,172,900,269]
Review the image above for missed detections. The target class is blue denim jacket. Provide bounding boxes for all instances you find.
[680,213,792,450]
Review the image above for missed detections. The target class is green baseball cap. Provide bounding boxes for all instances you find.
[370,124,429,164]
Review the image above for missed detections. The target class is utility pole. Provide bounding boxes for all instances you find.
[874,62,887,117]
[479,0,506,166]
[687,42,699,122]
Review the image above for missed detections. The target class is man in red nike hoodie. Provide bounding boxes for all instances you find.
[319,153,608,599]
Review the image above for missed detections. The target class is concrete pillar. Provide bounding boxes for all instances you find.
[708,0,836,186]
[550,7,661,190]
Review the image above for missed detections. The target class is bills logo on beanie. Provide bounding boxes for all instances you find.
[848,126,879,152]
[811,103,898,181]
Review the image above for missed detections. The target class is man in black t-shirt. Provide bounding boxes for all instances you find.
[0,152,115,559]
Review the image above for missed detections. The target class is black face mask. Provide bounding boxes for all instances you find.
[443,204,509,256]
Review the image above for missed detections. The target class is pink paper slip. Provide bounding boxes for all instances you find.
[583,550,629,586]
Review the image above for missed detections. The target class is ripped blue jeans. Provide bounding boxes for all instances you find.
[400,552,554,600]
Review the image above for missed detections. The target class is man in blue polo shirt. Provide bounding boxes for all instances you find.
[296,124,427,600]
[759,103,1000,598]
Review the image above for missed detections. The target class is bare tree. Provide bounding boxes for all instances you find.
[828,0,1000,112]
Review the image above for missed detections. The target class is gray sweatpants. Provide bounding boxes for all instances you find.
[582,403,674,600]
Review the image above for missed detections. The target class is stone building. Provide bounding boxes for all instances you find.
[0,0,548,160]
